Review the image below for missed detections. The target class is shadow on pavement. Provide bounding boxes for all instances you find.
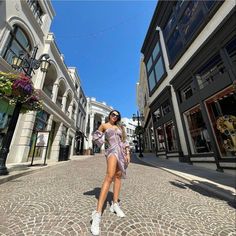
[133,154,236,190]
[130,154,154,167]
[83,187,114,213]
[169,179,236,209]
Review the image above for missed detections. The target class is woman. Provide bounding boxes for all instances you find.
[91,110,130,236]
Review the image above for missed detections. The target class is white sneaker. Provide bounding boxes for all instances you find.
[91,211,101,236]
[110,202,126,217]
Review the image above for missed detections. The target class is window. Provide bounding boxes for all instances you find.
[179,81,195,102]
[164,121,178,151]
[184,106,212,154]
[152,42,160,60]
[166,27,183,62]
[146,40,165,93]
[147,57,152,72]
[156,126,166,151]
[162,100,171,116]
[153,108,162,121]
[206,87,236,158]
[154,58,164,82]
[163,0,221,65]
[204,0,217,10]
[195,54,226,89]
[226,37,236,69]
[163,13,176,39]
[148,71,156,92]
[27,0,44,24]
[180,1,205,41]
[2,26,31,65]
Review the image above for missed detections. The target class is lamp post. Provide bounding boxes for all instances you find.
[132,111,144,158]
[0,46,50,175]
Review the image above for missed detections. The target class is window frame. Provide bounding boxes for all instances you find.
[145,36,167,96]
[2,25,32,65]
[163,0,223,68]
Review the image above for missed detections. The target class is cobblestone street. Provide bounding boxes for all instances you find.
[0,154,235,236]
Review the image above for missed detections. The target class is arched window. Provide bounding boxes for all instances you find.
[2,25,31,65]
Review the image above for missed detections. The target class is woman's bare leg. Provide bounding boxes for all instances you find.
[96,155,117,213]
[113,166,122,203]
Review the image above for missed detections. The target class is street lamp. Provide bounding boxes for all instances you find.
[0,46,50,175]
[132,111,144,158]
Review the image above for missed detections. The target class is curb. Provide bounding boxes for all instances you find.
[135,155,236,203]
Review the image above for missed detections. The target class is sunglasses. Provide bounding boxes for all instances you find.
[111,113,119,118]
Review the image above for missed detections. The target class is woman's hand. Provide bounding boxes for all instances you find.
[125,152,130,165]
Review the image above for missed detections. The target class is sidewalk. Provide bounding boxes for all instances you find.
[135,153,236,203]
[0,155,93,185]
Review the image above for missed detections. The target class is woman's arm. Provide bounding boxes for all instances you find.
[98,123,105,133]
[92,124,105,147]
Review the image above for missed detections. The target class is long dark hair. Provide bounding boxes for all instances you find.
[108,110,126,142]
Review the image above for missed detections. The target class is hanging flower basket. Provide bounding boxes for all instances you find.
[0,71,43,113]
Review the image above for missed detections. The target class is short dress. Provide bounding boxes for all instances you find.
[92,128,130,178]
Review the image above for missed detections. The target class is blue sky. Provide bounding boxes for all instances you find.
[51,0,156,118]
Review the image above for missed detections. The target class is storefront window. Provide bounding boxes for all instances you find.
[156,126,166,151]
[206,87,236,157]
[164,121,178,152]
[184,106,212,154]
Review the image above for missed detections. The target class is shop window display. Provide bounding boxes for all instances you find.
[164,121,178,152]
[206,87,236,157]
[184,106,212,154]
[156,126,166,151]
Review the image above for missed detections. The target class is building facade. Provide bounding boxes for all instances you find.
[139,0,236,174]
[84,97,113,154]
[0,0,87,164]
[121,117,137,151]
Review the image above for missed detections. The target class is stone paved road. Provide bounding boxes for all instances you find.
[0,154,235,236]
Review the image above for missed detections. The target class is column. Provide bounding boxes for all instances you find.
[7,111,37,163]
[50,123,63,161]
[88,113,94,150]
[170,86,188,156]
[52,83,59,103]
[62,94,67,112]
[68,103,73,119]
[100,116,106,152]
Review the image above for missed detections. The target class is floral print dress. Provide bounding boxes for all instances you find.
[92,128,130,178]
